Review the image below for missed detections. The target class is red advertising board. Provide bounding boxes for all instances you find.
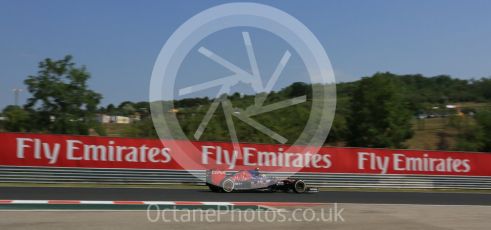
[1,132,490,176]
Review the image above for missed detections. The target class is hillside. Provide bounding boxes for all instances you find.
[3,72,490,151]
[96,73,491,152]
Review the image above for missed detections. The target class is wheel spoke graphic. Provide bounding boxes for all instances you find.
[254,50,291,107]
[198,47,252,79]
[245,95,306,116]
[179,74,240,96]
[194,96,221,140]
[193,85,230,140]
[242,32,263,92]
[150,3,336,179]
[179,32,306,144]
[232,111,288,144]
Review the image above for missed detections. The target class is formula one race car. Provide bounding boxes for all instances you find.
[205,169,318,193]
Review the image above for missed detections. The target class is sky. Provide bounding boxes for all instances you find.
[1,0,490,109]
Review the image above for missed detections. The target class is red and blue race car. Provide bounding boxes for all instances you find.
[205,169,318,193]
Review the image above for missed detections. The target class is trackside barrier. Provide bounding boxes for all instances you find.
[1,132,491,189]
[1,166,491,189]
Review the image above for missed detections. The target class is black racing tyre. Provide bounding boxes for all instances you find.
[293,180,306,193]
[221,179,235,193]
[207,184,220,192]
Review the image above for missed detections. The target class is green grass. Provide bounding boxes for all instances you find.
[405,117,457,150]
[318,187,491,194]
[0,182,206,190]
[1,182,489,194]
[101,116,466,151]
[103,123,130,137]
[458,102,491,109]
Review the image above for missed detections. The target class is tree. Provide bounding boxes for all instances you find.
[103,104,117,115]
[476,112,491,151]
[475,78,491,101]
[115,101,136,116]
[24,55,103,135]
[436,131,450,150]
[134,101,150,118]
[324,113,347,145]
[346,72,413,148]
[456,111,491,152]
[2,105,31,132]
[282,82,312,98]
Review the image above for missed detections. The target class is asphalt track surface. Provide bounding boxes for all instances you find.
[0,187,490,205]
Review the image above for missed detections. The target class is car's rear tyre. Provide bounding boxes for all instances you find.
[207,184,220,192]
[293,180,306,193]
[221,179,235,193]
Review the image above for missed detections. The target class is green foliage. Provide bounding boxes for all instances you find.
[171,90,312,144]
[5,58,491,152]
[396,74,491,108]
[118,73,491,151]
[456,111,491,152]
[477,112,491,152]
[24,55,102,135]
[474,78,491,101]
[93,123,107,136]
[324,112,347,144]
[123,117,158,138]
[436,131,450,150]
[346,72,413,148]
[2,105,31,132]
[101,101,150,118]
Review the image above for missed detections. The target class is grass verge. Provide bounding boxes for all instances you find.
[0,182,490,194]
[0,182,206,190]
[318,187,491,194]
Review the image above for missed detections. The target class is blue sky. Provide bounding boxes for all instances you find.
[1,0,490,109]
